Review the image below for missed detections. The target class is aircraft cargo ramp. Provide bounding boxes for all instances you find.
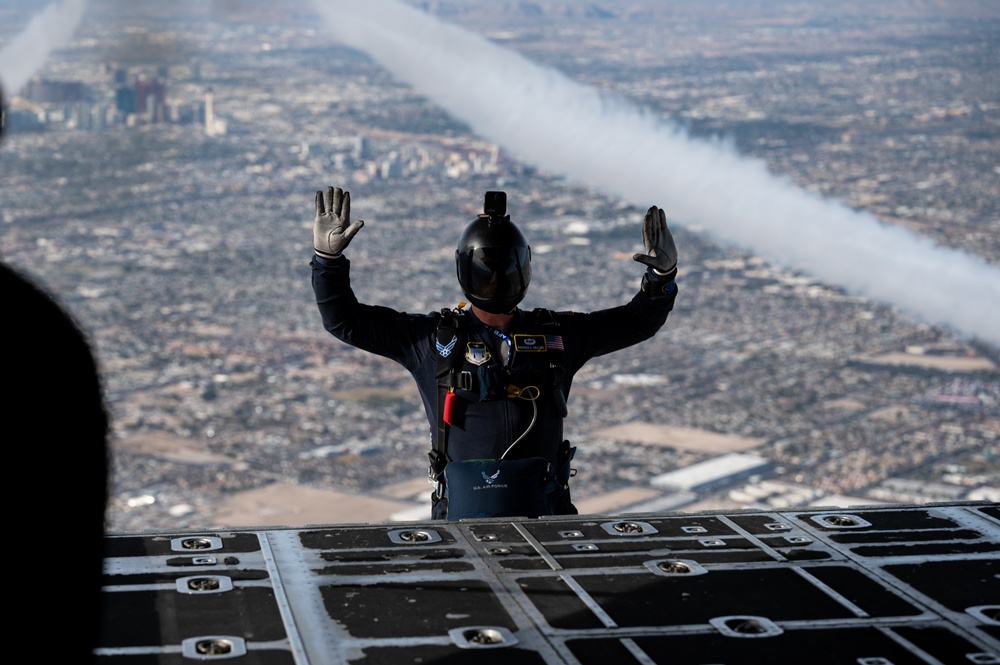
[98,502,1000,663]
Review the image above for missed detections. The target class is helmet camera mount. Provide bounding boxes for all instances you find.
[483,191,508,225]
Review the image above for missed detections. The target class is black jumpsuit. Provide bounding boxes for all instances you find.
[311,254,677,515]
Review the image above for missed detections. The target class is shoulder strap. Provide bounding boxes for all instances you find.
[526,308,568,417]
[430,307,468,482]
[435,306,466,381]
[527,307,558,328]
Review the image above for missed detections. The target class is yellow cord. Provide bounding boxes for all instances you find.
[506,385,540,400]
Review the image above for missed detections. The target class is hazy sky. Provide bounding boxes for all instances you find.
[308,0,1000,345]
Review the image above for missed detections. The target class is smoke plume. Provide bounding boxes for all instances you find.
[312,0,1000,345]
[0,0,87,95]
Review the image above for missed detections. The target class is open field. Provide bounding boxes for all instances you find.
[591,423,766,454]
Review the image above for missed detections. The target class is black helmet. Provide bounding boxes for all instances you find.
[455,192,531,314]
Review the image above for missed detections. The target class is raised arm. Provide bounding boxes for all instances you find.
[309,187,436,372]
[560,205,679,372]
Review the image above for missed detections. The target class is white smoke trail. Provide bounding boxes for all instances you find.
[312,0,1000,345]
[0,0,87,95]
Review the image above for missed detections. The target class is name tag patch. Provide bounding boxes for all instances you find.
[513,334,547,352]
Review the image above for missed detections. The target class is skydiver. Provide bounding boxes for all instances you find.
[310,187,678,520]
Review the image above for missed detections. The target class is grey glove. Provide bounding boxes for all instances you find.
[314,186,364,258]
[632,205,677,280]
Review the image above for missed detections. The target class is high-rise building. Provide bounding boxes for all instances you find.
[115,86,136,115]
[23,78,88,104]
[135,78,165,116]
[204,90,216,135]
[352,135,369,161]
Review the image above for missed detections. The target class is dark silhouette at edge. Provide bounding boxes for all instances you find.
[4,260,108,662]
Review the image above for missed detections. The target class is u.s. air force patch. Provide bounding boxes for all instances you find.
[436,334,457,358]
[465,341,491,366]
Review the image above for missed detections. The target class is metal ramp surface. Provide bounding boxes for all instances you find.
[98,503,1000,663]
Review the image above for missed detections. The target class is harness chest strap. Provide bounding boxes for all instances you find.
[430,307,568,481]
[430,306,466,484]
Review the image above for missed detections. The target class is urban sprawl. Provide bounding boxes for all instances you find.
[1,0,996,530]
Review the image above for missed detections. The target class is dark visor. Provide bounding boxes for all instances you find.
[464,246,531,301]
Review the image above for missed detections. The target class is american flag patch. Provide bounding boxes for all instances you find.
[545,335,564,350]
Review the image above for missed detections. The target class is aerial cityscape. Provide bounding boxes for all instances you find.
[1,0,997,532]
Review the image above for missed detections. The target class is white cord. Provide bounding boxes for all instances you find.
[501,399,537,460]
